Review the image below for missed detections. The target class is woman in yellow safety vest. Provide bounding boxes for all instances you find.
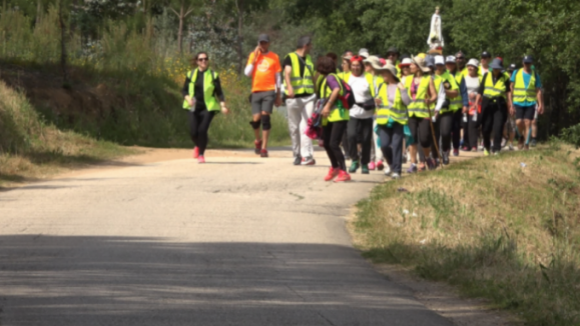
[405,55,438,173]
[474,58,511,156]
[316,56,351,182]
[182,51,230,163]
[374,61,411,179]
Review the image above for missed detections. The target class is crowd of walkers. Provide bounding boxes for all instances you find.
[181,34,543,182]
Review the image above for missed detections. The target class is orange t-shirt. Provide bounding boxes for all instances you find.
[247,51,281,93]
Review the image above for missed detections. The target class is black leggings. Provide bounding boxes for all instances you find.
[188,109,216,156]
[347,117,373,164]
[482,102,507,152]
[436,111,454,153]
[407,116,431,148]
[465,114,479,150]
[323,120,348,171]
[451,110,462,150]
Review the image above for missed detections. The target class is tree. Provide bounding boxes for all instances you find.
[168,0,200,53]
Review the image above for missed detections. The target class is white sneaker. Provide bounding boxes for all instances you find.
[301,156,316,165]
[384,165,392,176]
[391,173,401,179]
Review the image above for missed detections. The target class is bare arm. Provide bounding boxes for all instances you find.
[284,65,294,98]
[426,78,437,107]
[435,83,446,112]
[537,88,543,114]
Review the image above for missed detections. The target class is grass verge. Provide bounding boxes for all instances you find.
[351,143,580,325]
[0,80,133,188]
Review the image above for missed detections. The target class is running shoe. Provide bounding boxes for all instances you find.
[384,164,392,176]
[442,151,450,165]
[418,163,427,171]
[462,146,470,151]
[484,148,490,156]
[254,140,263,154]
[508,144,514,151]
[407,164,418,173]
[471,147,478,152]
[493,151,500,156]
[361,164,370,174]
[531,138,537,147]
[453,149,459,157]
[193,146,199,159]
[348,161,360,173]
[198,155,205,163]
[377,160,385,171]
[293,156,301,165]
[324,167,339,181]
[260,149,268,158]
[301,156,316,166]
[368,161,376,170]
[391,172,401,179]
[426,158,437,170]
[334,170,351,182]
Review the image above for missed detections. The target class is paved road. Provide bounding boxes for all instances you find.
[0,148,453,326]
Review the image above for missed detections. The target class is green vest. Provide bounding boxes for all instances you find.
[483,72,509,99]
[375,83,408,125]
[405,75,431,118]
[436,71,459,114]
[284,53,314,96]
[450,71,464,112]
[318,73,349,123]
[342,72,378,97]
[512,69,537,103]
[182,69,220,111]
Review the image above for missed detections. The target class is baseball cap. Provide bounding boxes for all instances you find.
[480,51,491,58]
[508,63,517,70]
[434,55,445,66]
[258,34,270,43]
[425,55,435,68]
[523,55,534,63]
[358,48,370,59]
[398,57,413,68]
[467,59,479,67]
[445,56,456,63]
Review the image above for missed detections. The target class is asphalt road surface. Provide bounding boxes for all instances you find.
[0,148,454,326]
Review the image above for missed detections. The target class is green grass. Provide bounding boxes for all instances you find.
[351,143,580,325]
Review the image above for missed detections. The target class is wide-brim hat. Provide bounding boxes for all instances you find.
[363,55,383,70]
[376,61,400,81]
[412,55,431,73]
[490,58,503,70]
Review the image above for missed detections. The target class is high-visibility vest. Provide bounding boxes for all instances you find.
[450,71,464,111]
[375,82,408,125]
[435,71,459,114]
[341,72,378,97]
[318,73,349,123]
[483,72,509,99]
[404,75,431,119]
[182,69,220,111]
[284,52,314,96]
[431,74,443,109]
[512,69,537,103]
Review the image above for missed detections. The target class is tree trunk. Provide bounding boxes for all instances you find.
[236,0,244,74]
[58,0,69,86]
[36,0,42,25]
[177,3,184,53]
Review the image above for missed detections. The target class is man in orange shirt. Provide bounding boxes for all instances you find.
[244,34,282,157]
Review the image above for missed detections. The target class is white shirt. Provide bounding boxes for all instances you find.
[465,75,480,102]
[347,74,374,119]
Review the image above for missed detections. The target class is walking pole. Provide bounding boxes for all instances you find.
[426,98,442,165]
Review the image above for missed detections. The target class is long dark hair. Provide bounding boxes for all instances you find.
[190,52,209,67]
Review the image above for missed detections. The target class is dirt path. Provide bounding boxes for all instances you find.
[0,146,514,325]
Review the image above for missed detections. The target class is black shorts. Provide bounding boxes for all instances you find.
[515,104,536,121]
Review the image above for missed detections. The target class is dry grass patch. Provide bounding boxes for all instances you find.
[0,81,132,188]
[352,144,580,326]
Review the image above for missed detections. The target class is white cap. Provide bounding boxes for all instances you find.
[434,55,445,66]
[358,48,370,59]
[400,58,413,66]
[467,58,479,67]
[445,56,456,63]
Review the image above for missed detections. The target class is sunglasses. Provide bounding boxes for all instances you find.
[198,58,209,62]
[456,57,465,60]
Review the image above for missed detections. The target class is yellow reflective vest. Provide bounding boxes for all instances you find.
[483,72,509,99]
[435,71,459,114]
[375,82,408,125]
[512,69,537,103]
[182,69,220,111]
[404,75,432,119]
[284,52,314,96]
[318,73,350,123]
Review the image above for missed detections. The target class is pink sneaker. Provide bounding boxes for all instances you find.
[324,167,339,181]
[376,161,384,171]
[368,161,376,170]
[334,170,351,182]
[193,146,199,158]
[198,155,205,163]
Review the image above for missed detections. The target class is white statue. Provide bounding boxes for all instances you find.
[427,7,444,49]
